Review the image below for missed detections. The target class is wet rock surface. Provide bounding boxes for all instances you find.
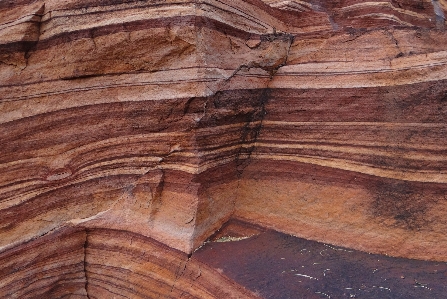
[196,220,447,299]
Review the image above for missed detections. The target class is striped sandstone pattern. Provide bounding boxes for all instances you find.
[0,0,446,297]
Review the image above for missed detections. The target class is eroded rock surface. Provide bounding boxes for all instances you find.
[1,0,447,297]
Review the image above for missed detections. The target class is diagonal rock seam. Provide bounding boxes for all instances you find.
[42,35,294,294]
[22,4,45,71]
[64,31,295,254]
[69,36,295,298]
[231,33,294,231]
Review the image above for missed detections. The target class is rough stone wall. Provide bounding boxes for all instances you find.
[1,0,447,297]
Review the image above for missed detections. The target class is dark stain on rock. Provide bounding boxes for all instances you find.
[371,180,429,230]
[195,221,447,299]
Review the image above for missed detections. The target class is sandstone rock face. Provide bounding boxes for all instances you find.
[1,0,446,297]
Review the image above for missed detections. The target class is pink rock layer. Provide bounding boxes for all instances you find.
[1,0,447,297]
[0,227,259,298]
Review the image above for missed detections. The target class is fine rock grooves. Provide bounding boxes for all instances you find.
[1,0,447,298]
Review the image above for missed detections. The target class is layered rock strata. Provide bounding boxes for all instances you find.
[1,0,447,297]
[0,227,259,298]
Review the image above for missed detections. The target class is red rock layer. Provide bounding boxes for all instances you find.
[1,0,447,297]
[235,28,447,261]
[266,0,446,29]
[0,0,300,255]
[0,227,259,299]
[0,228,88,298]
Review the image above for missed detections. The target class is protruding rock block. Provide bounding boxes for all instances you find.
[1,0,447,297]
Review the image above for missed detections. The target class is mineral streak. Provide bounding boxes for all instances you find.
[1,0,446,298]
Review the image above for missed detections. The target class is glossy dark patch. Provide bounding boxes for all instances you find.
[195,224,447,299]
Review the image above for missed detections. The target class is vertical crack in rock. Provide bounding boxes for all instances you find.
[384,29,404,58]
[83,230,91,299]
[234,88,269,176]
[235,33,295,170]
[227,33,295,81]
[148,168,166,220]
[168,255,191,297]
[233,32,294,212]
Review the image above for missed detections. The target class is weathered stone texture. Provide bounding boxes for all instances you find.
[1,0,447,297]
